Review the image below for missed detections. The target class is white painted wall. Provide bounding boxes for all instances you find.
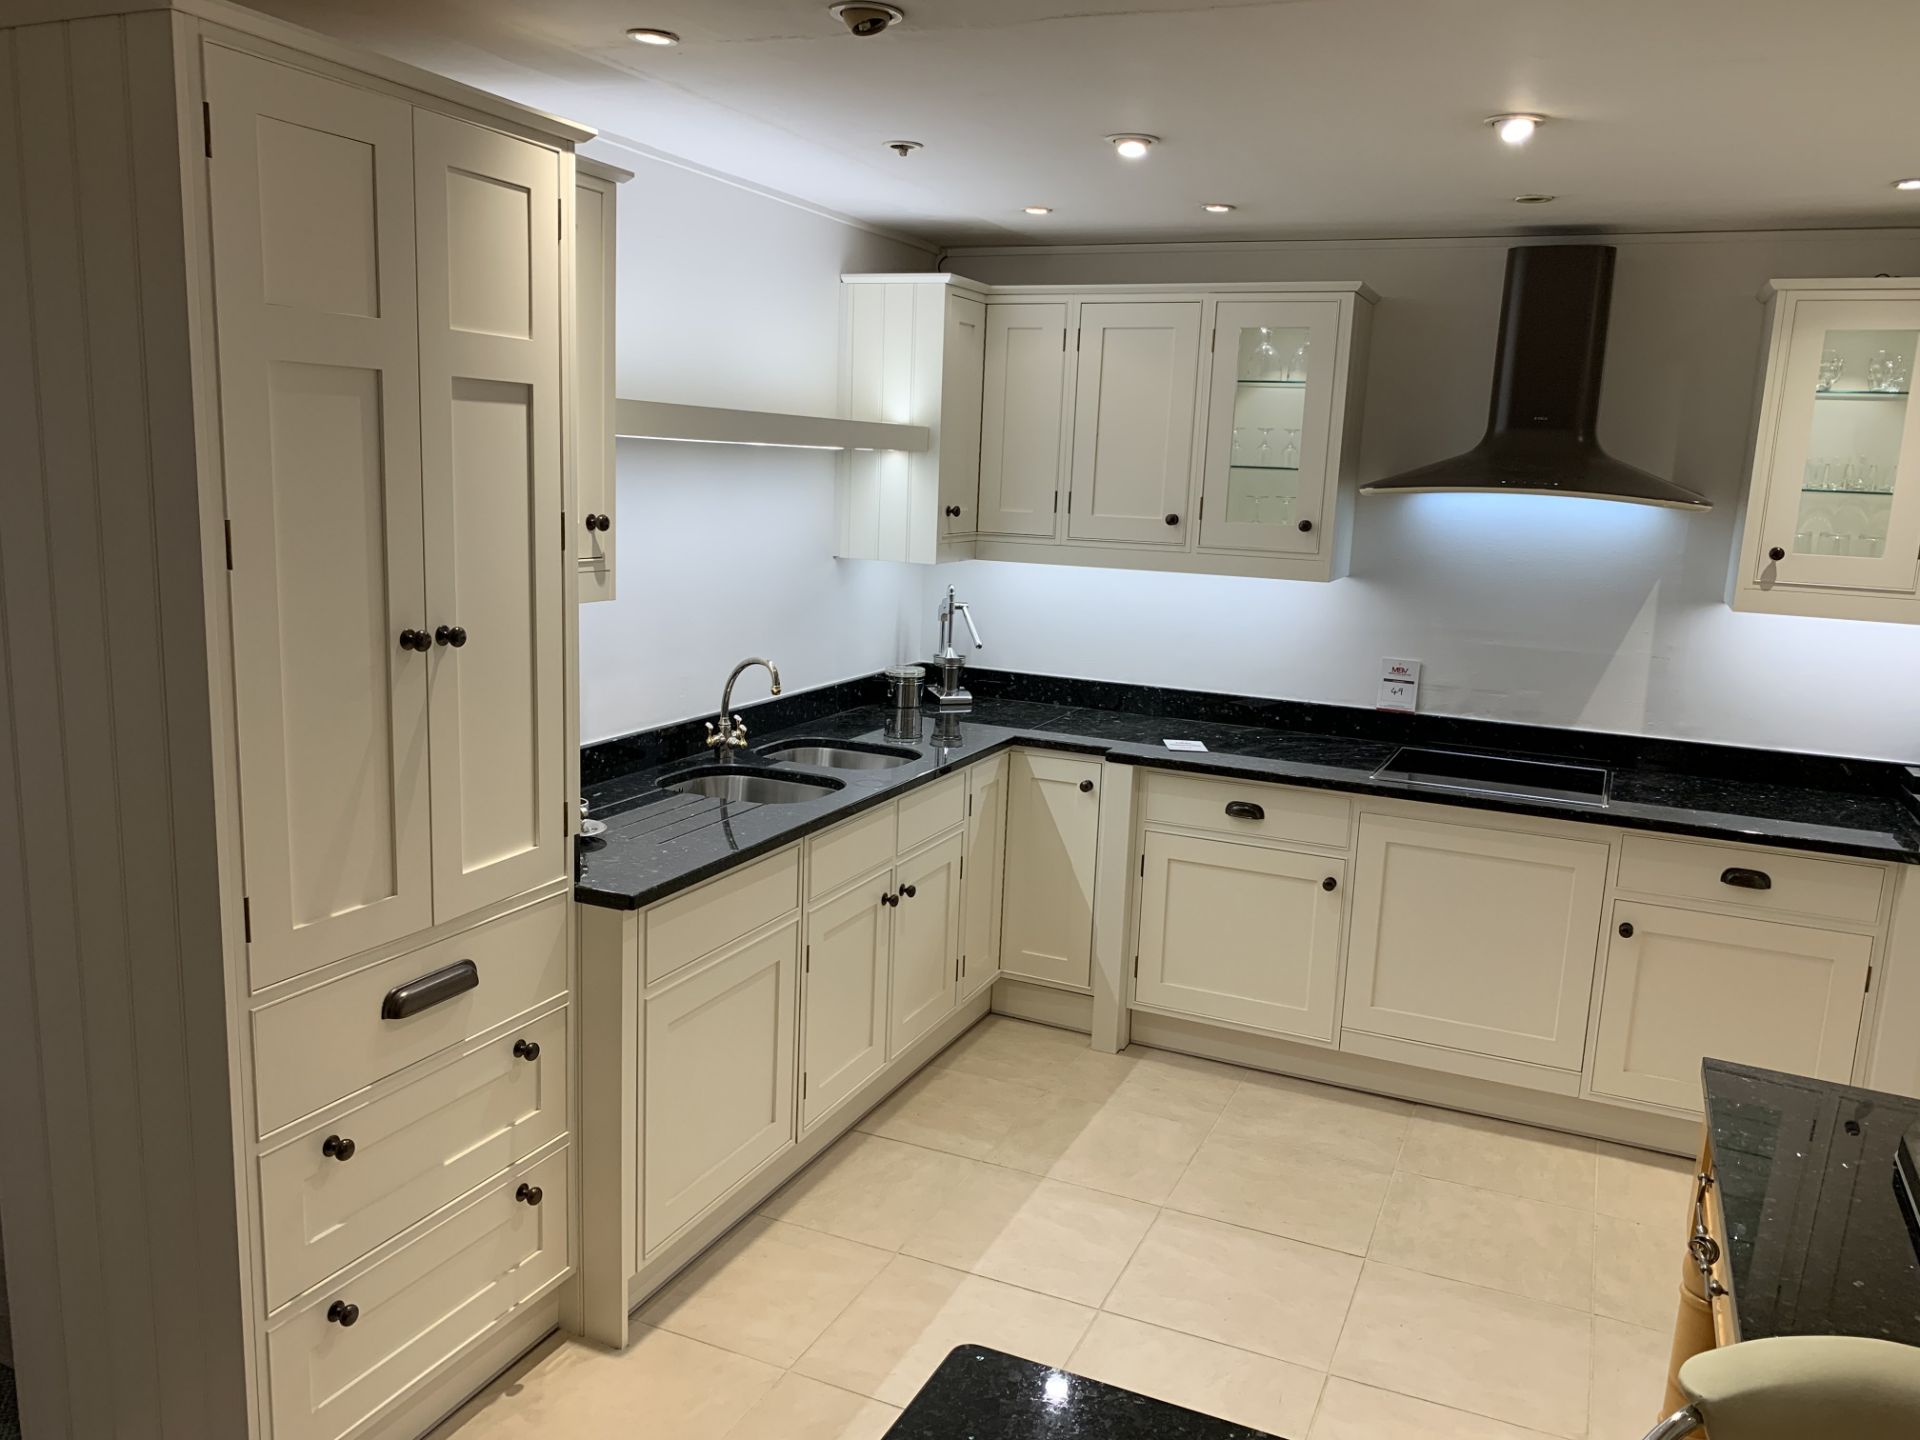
[578,145,934,741]
[933,231,1920,760]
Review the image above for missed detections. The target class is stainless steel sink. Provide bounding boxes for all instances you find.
[660,766,844,805]
[759,739,920,771]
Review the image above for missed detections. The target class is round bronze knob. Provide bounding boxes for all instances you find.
[1768,546,1786,562]
[1298,519,1314,533]
[881,891,899,907]
[435,625,467,648]
[398,628,430,652]
[327,1300,359,1327]
[899,883,917,899]
[516,1182,543,1206]
[1078,779,1094,793]
[945,505,962,518]
[1164,513,1180,526]
[513,1038,540,1062]
[1619,921,1635,938]
[321,1134,356,1162]
[586,513,611,532]
[1322,876,1338,892]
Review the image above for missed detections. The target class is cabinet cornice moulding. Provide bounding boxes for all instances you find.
[613,399,930,453]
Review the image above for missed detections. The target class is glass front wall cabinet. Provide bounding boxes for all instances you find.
[1736,283,1920,621]
[1199,300,1346,556]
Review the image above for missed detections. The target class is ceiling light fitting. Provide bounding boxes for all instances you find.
[1201,202,1236,213]
[1896,178,1920,191]
[830,3,904,37]
[1487,113,1545,145]
[1023,206,1053,215]
[1107,133,1158,159]
[625,27,680,45]
[886,140,922,157]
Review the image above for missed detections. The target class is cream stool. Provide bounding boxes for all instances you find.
[1643,1335,1920,1439]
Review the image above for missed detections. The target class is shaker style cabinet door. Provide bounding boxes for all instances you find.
[413,111,567,924]
[888,833,963,1056]
[1198,300,1342,554]
[1000,753,1102,989]
[1592,903,1870,1113]
[574,168,619,601]
[977,303,1069,537]
[960,755,1008,1002]
[801,873,892,1131]
[206,47,432,987]
[1067,301,1202,545]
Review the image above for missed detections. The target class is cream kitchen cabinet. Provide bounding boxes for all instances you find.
[1343,812,1608,1079]
[575,158,629,602]
[801,868,893,1131]
[1067,301,1203,545]
[1592,902,1871,1113]
[838,272,988,561]
[1732,280,1920,623]
[1001,751,1104,991]
[1134,832,1346,1043]
[978,302,1071,537]
[890,831,965,1055]
[960,753,1010,1001]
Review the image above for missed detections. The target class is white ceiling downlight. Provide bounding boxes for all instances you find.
[624,27,679,46]
[1896,178,1920,191]
[886,140,922,156]
[1201,202,1236,213]
[1108,133,1158,159]
[1487,113,1545,145]
[829,3,904,37]
[1023,205,1053,215]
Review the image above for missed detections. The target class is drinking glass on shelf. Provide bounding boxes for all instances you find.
[1287,341,1310,382]
[1794,528,1814,552]
[1818,349,1844,391]
[1257,428,1274,465]
[1282,428,1300,467]
[1231,426,1247,465]
[1891,354,1911,393]
[1869,350,1894,392]
[1250,328,1279,381]
[1854,534,1885,557]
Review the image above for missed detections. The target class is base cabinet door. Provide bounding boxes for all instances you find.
[1593,903,1871,1112]
[1067,301,1202,545]
[889,833,963,1056]
[801,873,892,1130]
[1134,832,1344,1042]
[1000,753,1103,989]
[643,922,798,1247]
[960,755,1008,1002]
[1344,814,1607,1071]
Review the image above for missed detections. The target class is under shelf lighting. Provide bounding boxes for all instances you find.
[625,27,680,45]
[1896,178,1920,191]
[613,399,929,453]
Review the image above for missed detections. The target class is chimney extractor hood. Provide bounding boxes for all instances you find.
[1361,244,1710,511]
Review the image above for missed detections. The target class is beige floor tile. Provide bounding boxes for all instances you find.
[857,1064,1051,1160]
[1307,1377,1556,1440]
[901,1165,1157,1305]
[934,1017,1135,1102]
[1167,1132,1392,1255]
[1593,1212,1677,1331]
[1104,1210,1363,1370]
[1595,1141,1695,1229]
[1397,1107,1598,1207]
[1589,1316,1676,1440]
[985,1091,1109,1175]
[760,1133,972,1250]
[722,1373,900,1440]
[1068,1313,1325,1437]
[1368,1172,1595,1306]
[1045,1103,1213,1203]
[1107,1047,1243,1123]
[794,1254,1095,1407]
[1213,1072,1412,1173]
[1330,1263,1591,1438]
[635,1216,890,1367]
[435,1329,779,1440]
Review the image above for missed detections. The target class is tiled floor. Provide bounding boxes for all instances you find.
[435,1017,1693,1440]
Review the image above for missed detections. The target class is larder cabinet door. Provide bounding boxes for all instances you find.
[978,303,1068,537]
[801,872,892,1131]
[889,833,963,1056]
[413,111,566,923]
[1000,752,1102,989]
[574,169,619,601]
[960,755,1008,1002]
[205,47,432,986]
[1593,903,1870,1112]
[1134,832,1345,1042]
[939,291,987,541]
[1067,302,1202,545]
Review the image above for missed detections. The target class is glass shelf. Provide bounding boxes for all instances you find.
[1813,389,1910,401]
[1802,487,1895,496]
[1236,378,1307,388]
[1230,463,1301,473]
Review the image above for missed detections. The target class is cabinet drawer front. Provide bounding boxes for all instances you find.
[1141,770,1350,850]
[1616,835,1884,926]
[260,1008,567,1309]
[897,771,967,853]
[253,896,567,1135]
[645,846,799,986]
[809,804,896,902]
[1594,902,1871,1112]
[267,1147,568,1440]
[1135,832,1345,1043]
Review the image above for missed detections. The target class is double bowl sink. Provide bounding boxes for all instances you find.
[661,738,921,805]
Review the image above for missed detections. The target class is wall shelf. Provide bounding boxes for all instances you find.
[613,399,929,452]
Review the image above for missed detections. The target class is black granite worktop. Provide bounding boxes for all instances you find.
[1703,1060,1920,1346]
[575,673,1920,910]
[884,1345,1281,1439]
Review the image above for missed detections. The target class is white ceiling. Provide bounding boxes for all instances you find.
[238,0,1920,247]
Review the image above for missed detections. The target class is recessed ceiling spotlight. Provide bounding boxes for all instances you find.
[1023,206,1053,215]
[1486,113,1546,145]
[886,140,923,157]
[1896,178,1920,191]
[1201,202,1236,213]
[625,27,680,45]
[830,3,905,36]
[1513,193,1557,204]
[1107,133,1158,159]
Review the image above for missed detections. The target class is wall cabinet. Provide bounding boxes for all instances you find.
[1592,902,1870,1112]
[978,303,1071,537]
[1134,832,1345,1042]
[1344,813,1608,1074]
[1732,279,1920,623]
[575,158,629,602]
[961,754,1009,1001]
[1001,752,1103,990]
[1067,301,1202,544]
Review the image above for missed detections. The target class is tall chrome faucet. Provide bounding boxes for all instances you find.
[929,587,982,708]
[707,657,781,755]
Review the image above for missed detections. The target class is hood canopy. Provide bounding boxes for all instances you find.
[1361,244,1709,511]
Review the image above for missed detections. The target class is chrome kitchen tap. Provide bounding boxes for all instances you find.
[929,587,982,708]
[707,657,781,755]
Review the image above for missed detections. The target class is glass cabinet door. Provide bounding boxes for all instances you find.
[1198,300,1341,554]
[1758,299,1920,594]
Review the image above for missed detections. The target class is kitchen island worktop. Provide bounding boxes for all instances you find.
[575,678,1920,910]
